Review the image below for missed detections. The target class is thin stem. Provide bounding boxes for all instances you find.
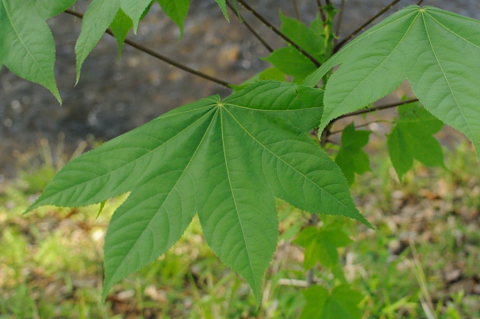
[417,0,424,5]
[305,213,319,288]
[334,0,402,52]
[292,0,301,21]
[236,0,321,67]
[64,9,232,88]
[333,98,419,122]
[226,0,273,53]
[329,120,391,135]
[315,0,326,22]
[334,0,346,40]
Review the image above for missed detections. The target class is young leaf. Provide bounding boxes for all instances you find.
[0,1,61,103]
[33,0,76,19]
[294,225,352,269]
[120,0,152,34]
[157,0,190,38]
[280,12,324,61]
[300,285,364,319]
[387,101,445,180]
[263,47,317,83]
[335,123,371,185]
[26,81,370,304]
[304,6,480,151]
[110,8,134,58]
[75,0,120,83]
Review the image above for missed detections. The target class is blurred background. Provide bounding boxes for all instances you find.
[1,1,480,318]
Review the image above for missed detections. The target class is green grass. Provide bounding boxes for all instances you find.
[1,140,479,318]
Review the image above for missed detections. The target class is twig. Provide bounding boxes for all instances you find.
[329,120,391,135]
[334,0,346,40]
[236,0,321,67]
[334,0,402,52]
[226,1,273,53]
[333,98,418,122]
[292,0,300,21]
[64,9,232,88]
[417,0,425,5]
[315,0,326,22]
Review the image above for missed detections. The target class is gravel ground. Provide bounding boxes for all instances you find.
[0,0,479,177]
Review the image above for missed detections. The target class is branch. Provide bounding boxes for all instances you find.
[329,120,391,135]
[235,0,321,67]
[332,98,419,122]
[417,0,424,5]
[333,0,402,52]
[334,0,346,41]
[226,0,273,53]
[64,9,232,88]
[315,0,326,22]
[292,0,300,21]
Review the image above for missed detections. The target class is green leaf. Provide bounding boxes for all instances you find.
[75,0,120,84]
[157,0,190,38]
[120,0,152,34]
[294,225,352,269]
[335,123,371,185]
[230,67,286,92]
[263,47,317,83]
[33,0,75,19]
[387,101,445,180]
[110,8,133,58]
[280,12,324,61]
[214,0,229,22]
[300,285,364,319]
[305,6,480,151]
[0,0,61,103]
[27,81,370,304]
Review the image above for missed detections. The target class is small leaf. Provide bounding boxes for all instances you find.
[0,1,61,102]
[214,0,229,22]
[300,285,364,319]
[33,0,76,19]
[294,225,352,269]
[157,0,190,39]
[110,8,133,58]
[305,6,480,151]
[120,0,152,34]
[280,12,324,61]
[387,101,445,180]
[263,47,317,83]
[75,0,120,84]
[27,81,370,304]
[335,123,371,185]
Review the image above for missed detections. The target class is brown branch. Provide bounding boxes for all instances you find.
[334,0,402,52]
[417,0,424,5]
[334,0,346,40]
[315,0,326,22]
[292,0,301,21]
[329,120,391,135]
[64,9,232,88]
[226,1,273,53]
[332,98,419,123]
[236,0,321,67]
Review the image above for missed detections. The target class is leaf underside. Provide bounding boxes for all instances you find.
[27,81,370,304]
[305,5,480,151]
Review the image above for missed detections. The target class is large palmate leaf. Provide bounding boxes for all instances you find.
[0,0,60,102]
[75,0,120,83]
[26,81,370,303]
[388,101,445,180]
[304,6,480,151]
